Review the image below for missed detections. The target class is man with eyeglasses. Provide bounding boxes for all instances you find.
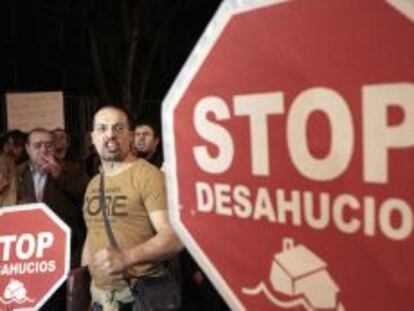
[82,106,182,311]
[17,128,87,310]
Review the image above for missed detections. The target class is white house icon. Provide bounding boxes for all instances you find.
[270,238,340,309]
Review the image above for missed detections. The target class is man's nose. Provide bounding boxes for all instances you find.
[39,145,48,152]
[106,127,116,138]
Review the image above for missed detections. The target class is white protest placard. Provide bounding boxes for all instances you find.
[6,91,64,131]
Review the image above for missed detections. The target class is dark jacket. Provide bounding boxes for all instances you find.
[17,161,87,268]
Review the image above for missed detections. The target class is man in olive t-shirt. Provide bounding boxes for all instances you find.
[82,106,182,311]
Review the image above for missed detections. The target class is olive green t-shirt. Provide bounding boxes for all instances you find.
[83,159,166,289]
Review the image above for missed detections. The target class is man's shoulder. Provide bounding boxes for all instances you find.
[131,159,163,176]
[85,174,100,192]
[87,173,100,183]
[16,162,31,181]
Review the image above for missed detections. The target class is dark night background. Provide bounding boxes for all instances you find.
[0,0,221,151]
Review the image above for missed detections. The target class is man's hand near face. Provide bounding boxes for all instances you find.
[39,154,62,178]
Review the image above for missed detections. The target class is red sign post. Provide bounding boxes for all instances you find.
[163,0,414,310]
[0,203,70,310]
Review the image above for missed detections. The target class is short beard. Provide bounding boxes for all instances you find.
[101,152,123,162]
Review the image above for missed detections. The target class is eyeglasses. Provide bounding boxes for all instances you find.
[30,141,54,150]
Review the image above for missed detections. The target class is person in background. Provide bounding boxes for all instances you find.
[133,119,163,167]
[2,129,28,165]
[52,128,70,161]
[0,153,18,207]
[52,128,89,207]
[17,128,87,310]
[133,118,228,310]
[82,106,182,311]
[85,143,101,179]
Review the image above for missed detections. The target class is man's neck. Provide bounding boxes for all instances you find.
[30,162,46,174]
[101,154,136,176]
[146,150,156,161]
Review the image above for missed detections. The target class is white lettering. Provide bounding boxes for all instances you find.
[379,198,412,240]
[36,232,54,258]
[253,188,276,222]
[276,190,301,225]
[0,232,54,261]
[287,87,354,181]
[0,235,16,261]
[215,184,233,216]
[363,83,414,183]
[196,182,214,212]
[363,197,376,236]
[304,191,330,229]
[16,234,36,260]
[193,96,234,173]
[233,185,252,218]
[192,182,413,241]
[234,92,284,176]
[333,194,361,234]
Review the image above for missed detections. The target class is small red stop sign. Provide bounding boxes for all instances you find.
[0,203,70,310]
[163,0,414,310]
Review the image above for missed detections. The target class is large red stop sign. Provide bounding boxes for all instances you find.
[163,1,414,310]
[0,203,70,310]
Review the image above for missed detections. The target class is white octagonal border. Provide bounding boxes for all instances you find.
[161,1,414,310]
[0,203,71,311]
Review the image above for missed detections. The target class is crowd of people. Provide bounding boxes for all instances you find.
[0,106,228,311]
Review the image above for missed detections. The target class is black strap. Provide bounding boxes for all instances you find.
[99,172,132,289]
[99,173,118,249]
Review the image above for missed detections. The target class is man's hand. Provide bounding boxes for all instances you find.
[40,155,62,178]
[94,248,132,276]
